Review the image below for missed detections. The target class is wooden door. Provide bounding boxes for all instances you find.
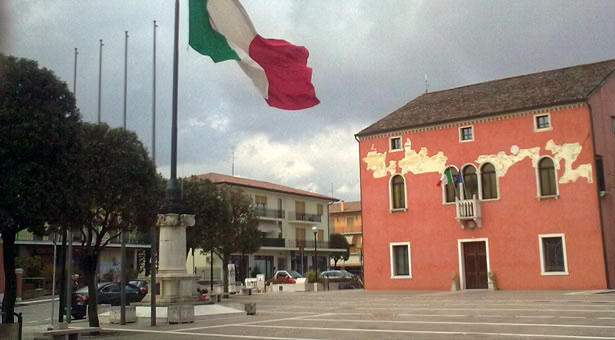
[463,242,488,289]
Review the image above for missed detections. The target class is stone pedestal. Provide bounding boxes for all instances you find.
[156,213,198,303]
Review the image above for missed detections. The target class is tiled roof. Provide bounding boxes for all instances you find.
[357,60,615,137]
[329,201,361,214]
[194,173,337,201]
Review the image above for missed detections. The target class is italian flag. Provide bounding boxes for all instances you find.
[188,0,320,110]
[436,168,454,187]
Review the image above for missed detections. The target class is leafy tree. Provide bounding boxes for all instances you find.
[183,179,261,297]
[329,233,350,268]
[60,122,162,327]
[0,55,81,323]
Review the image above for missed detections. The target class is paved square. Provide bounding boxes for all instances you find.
[94,290,615,339]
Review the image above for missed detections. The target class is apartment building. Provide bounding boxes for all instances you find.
[329,201,363,275]
[190,173,341,282]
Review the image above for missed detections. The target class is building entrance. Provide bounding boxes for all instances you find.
[463,241,488,289]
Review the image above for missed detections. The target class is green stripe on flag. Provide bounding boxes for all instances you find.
[189,0,240,62]
[445,168,454,185]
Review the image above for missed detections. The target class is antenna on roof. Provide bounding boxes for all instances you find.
[331,183,334,198]
[231,145,235,176]
[424,73,429,93]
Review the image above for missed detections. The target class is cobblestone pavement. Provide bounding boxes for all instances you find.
[20,289,615,340]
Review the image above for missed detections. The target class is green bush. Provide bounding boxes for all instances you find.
[304,270,321,283]
[15,255,43,277]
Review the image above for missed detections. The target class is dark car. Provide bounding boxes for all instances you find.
[129,279,148,298]
[71,282,143,319]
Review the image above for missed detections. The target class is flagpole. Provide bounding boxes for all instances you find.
[151,19,158,327]
[120,29,128,326]
[165,0,182,210]
[97,39,103,123]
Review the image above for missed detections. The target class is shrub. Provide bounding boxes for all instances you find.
[15,255,43,277]
[304,270,321,283]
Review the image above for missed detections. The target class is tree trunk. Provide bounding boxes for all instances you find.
[333,258,339,269]
[83,252,100,328]
[222,254,229,298]
[1,230,17,323]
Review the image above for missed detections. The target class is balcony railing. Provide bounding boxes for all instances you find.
[261,238,286,247]
[289,240,334,249]
[255,207,285,219]
[288,212,322,222]
[455,195,481,229]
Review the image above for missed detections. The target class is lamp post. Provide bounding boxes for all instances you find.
[312,226,318,277]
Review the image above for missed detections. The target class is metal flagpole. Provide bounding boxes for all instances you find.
[151,19,158,327]
[120,30,128,325]
[65,47,78,324]
[97,39,103,123]
[50,232,57,327]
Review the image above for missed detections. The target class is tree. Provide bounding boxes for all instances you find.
[329,233,350,268]
[58,122,162,327]
[0,55,81,323]
[183,179,261,297]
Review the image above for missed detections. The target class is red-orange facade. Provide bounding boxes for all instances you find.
[357,61,615,290]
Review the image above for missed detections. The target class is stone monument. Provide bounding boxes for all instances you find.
[155,213,198,303]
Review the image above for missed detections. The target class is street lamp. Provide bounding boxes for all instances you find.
[312,226,318,277]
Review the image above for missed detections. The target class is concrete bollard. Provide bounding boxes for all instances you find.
[245,303,256,315]
[15,268,24,302]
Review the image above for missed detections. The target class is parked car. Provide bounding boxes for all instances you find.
[129,279,148,298]
[272,270,304,280]
[320,270,363,289]
[71,282,143,319]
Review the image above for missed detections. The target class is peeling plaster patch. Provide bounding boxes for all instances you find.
[475,146,541,177]
[398,139,448,175]
[363,148,397,178]
[545,140,593,183]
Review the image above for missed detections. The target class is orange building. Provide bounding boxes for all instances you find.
[356,60,615,290]
[329,201,363,275]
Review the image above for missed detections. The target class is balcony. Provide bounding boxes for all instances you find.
[455,195,481,229]
[289,240,333,249]
[255,207,285,219]
[261,238,286,247]
[288,212,322,223]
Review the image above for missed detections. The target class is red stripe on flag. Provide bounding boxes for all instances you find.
[249,35,320,110]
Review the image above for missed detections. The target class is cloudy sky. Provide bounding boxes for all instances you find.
[3,1,614,202]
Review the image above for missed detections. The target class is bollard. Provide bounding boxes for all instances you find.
[245,303,256,315]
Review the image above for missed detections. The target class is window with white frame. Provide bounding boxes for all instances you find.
[480,163,498,200]
[390,175,406,210]
[537,157,558,197]
[539,234,568,275]
[459,126,474,142]
[534,113,551,131]
[390,137,402,151]
[390,242,411,278]
[462,164,478,200]
[443,166,459,203]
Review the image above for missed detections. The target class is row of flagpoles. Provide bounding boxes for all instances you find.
[58,20,160,327]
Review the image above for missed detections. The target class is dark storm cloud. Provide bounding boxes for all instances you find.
[5,0,615,201]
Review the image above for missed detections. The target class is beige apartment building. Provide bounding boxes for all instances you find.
[329,201,363,276]
[187,173,342,282]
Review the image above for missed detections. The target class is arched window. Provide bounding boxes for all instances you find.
[444,167,459,203]
[391,175,406,209]
[481,163,498,199]
[462,165,478,200]
[538,157,557,196]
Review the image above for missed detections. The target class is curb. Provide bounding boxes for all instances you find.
[16,298,58,307]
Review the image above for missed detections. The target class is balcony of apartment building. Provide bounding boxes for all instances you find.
[16,229,151,248]
[287,211,322,223]
[255,206,285,220]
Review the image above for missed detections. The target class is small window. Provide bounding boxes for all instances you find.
[390,242,411,278]
[462,165,478,200]
[444,167,459,203]
[255,195,267,209]
[534,113,551,131]
[539,234,568,275]
[459,126,474,142]
[391,175,406,210]
[317,204,323,216]
[538,157,557,197]
[480,163,498,200]
[596,156,606,192]
[390,137,402,151]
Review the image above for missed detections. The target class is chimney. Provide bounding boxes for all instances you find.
[340,200,344,212]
